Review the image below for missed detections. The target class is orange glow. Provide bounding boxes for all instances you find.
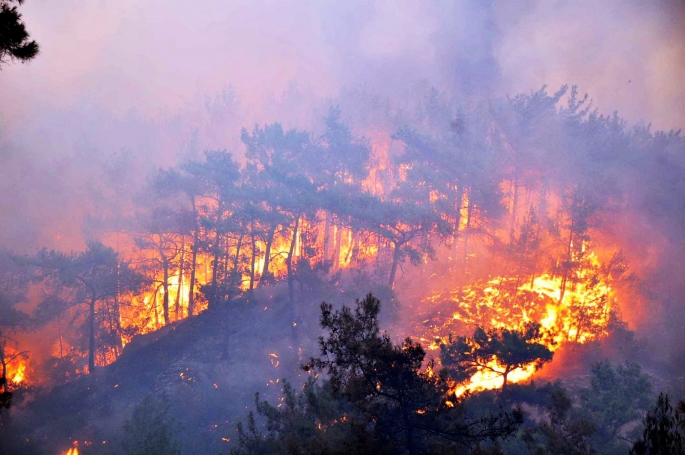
[64,441,79,455]
[10,360,26,385]
[4,349,29,387]
[413,246,616,395]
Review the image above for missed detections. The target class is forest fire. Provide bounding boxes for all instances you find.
[10,360,26,385]
[410,245,619,394]
[1,3,684,451]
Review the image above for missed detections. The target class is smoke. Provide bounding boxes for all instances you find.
[0,1,683,325]
[496,0,685,131]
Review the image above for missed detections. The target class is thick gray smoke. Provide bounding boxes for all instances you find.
[0,0,682,246]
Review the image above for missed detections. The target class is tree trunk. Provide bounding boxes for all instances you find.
[162,253,170,325]
[210,225,222,308]
[344,230,358,265]
[229,231,244,300]
[559,225,574,304]
[223,235,231,285]
[175,234,185,321]
[188,198,199,317]
[333,221,343,269]
[152,288,160,329]
[323,211,330,267]
[388,241,402,289]
[249,220,257,291]
[261,224,276,281]
[287,215,300,344]
[287,216,300,302]
[502,367,511,393]
[88,296,96,374]
[0,352,7,393]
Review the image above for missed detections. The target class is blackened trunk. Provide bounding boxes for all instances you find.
[287,215,300,343]
[287,216,300,297]
[344,230,358,265]
[559,225,574,304]
[261,224,276,281]
[388,241,402,289]
[0,353,7,393]
[162,255,170,325]
[333,220,343,269]
[188,198,199,317]
[249,220,257,291]
[229,232,244,300]
[502,367,511,393]
[175,235,185,320]
[88,296,96,374]
[323,212,330,267]
[210,227,222,308]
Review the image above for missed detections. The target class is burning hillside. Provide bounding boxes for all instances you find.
[2,86,681,453]
[1,1,685,453]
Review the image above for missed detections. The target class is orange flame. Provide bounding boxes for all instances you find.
[414,249,615,395]
[10,360,26,385]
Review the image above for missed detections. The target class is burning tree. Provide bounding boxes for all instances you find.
[0,254,32,397]
[440,322,553,394]
[134,206,187,326]
[27,241,145,374]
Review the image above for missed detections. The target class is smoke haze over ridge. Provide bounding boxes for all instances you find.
[0,0,683,249]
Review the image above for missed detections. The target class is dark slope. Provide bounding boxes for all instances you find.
[15,292,309,455]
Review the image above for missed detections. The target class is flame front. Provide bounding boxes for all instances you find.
[413,247,617,395]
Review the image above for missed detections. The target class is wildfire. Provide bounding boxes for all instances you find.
[11,360,26,385]
[3,349,29,387]
[414,249,617,395]
[454,360,537,396]
[64,441,79,455]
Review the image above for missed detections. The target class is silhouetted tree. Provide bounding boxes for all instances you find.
[631,393,685,455]
[232,378,389,455]
[184,150,241,306]
[441,322,553,392]
[338,191,448,288]
[0,0,39,67]
[303,293,521,454]
[26,241,145,373]
[134,205,186,326]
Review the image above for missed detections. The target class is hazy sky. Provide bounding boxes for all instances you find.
[1,0,683,130]
[0,0,683,249]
